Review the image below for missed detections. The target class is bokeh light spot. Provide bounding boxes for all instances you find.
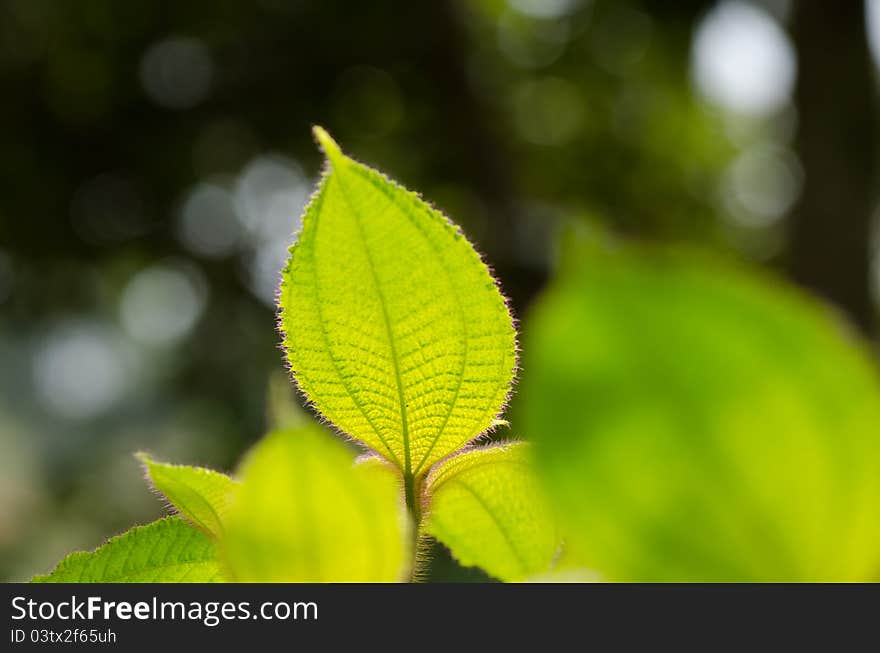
[721,144,803,227]
[234,155,309,305]
[119,263,208,347]
[33,321,133,420]
[866,0,880,70]
[177,183,241,258]
[691,1,795,116]
[140,36,213,110]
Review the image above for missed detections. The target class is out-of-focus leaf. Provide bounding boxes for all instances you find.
[424,442,558,581]
[138,453,237,537]
[278,127,516,479]
[524,569,602,583]
[32,518,222,583]
[266,370,312,430]
[519,239,880,581]
[222,426,411,582]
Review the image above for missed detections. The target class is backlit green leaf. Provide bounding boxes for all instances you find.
[222,426,411,582]
[424,442,558,581]
[32,517,222,583]
[279,127,516,480]
[519,239,880,581]
[138,453,238,537]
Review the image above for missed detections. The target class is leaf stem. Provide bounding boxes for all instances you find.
[403,471,424,582]
[403,471,421,525]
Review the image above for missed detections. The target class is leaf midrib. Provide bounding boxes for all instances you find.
[351,165,472,477]
[333,167,413,479]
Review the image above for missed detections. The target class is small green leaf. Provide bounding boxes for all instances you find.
[222,426,411,582]
[424,442,558,582]
[519,240,880,581]
[279,127,516,479]
[138,453,238,537]
[32,517,222,583]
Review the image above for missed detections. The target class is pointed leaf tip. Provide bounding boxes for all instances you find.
[139,455,237,538]
[312,125,343,164]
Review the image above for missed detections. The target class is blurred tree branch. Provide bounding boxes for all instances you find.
[426,1,543,310]
[789,2,877,336]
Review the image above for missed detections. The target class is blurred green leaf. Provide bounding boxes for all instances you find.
[32,517,222,583]
[222,426,411,582]
[524,568,602,583]
[278,127,516,482]
[519,239,880,581]
[424,442,558,581]
[266,370,313,430]
[138,453,238,538]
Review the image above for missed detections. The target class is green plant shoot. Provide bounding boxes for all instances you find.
[33,128,556,583]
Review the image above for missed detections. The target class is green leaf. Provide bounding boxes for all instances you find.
[32,517,222,583]
[138,453,238,537]
[519,239,880,581]
[424,442,558,581]
[524,569,601,583]
[222,426,411,582]
[279,127,516,480]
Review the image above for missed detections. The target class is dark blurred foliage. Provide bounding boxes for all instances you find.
[0,0,877,581]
